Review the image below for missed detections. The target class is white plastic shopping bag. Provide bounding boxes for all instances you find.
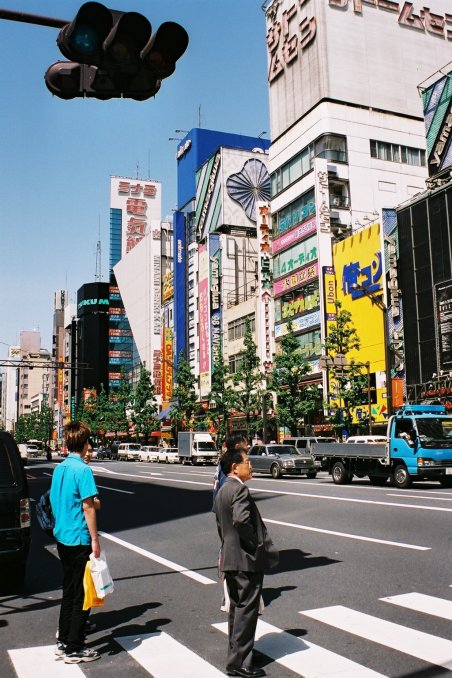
[89,551,114,598]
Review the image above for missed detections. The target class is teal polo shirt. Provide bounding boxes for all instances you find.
[50,454,98,546]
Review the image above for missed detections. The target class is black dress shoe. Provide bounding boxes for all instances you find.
[226,667,266,677]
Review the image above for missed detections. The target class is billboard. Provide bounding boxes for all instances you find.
[198,242,210,396]
[435,278,452,371]
[110,176,161,256]
[421,69,452,177]
[333,222,387,421]
[174,211,186,360]
[209,234,222,373]
[195,148,271,240]
[265,0,452,139]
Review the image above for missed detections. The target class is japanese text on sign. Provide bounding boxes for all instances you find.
[342,252,383,298]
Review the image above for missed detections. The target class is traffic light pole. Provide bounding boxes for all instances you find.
[0,8,67,29]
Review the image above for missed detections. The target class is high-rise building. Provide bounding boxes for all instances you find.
[110,175,163,395]
[264,0,452,427]
[76,282,109,405]
[50,290,68,439]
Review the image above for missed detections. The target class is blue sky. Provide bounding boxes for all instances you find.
[0,0,270,359]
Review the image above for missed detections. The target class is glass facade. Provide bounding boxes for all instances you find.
[370,140,426,167]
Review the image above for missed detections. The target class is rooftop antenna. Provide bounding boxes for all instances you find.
[136,161,140,179]
[198,104,202,128]
[95,218,102,282]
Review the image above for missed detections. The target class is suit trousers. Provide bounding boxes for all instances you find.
[224,570,264,670]
[57,542,91,653]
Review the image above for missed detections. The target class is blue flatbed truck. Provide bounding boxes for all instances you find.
[311,404,452,489]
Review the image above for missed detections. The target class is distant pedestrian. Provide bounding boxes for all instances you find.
[214,447,278,677]
[50,421,101,664]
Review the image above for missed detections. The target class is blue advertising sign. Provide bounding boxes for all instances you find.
[174,210,186,361]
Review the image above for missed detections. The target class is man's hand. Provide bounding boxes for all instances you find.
[91,535,101,558]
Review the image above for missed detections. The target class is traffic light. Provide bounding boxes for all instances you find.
[45,2,188,100]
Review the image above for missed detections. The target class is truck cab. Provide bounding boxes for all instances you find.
[388,404,452,488]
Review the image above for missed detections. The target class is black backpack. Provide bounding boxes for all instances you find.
[36,490,55,537]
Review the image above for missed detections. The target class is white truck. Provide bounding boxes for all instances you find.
[178,432,218,465]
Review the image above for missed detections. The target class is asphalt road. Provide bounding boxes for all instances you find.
[2,457,452,678]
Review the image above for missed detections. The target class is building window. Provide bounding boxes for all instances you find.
[228,314,255,341]
[271,134,347,198]
[370,140,426,167]
[229,353,244,374]
[272,188,315,237]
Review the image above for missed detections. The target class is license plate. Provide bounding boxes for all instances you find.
[446,468,452,475]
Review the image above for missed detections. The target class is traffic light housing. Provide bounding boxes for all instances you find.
[45,2,188,100]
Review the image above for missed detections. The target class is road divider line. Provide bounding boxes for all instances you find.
[115,632,225,677]
[95,484,134,494]
[99,531,216,585]
[381,592,452,620]
[386,493,452,502]
[213,620,387,677]
[300,605,452,670]
[264,518,430,550]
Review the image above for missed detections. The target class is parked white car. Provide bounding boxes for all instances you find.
[118,443,141,461]
[158,447,179,463]
[139,446,160,462]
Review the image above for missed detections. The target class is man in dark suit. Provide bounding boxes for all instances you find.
[215,446,278,678]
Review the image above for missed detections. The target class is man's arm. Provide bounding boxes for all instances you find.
[231,484,258,550]
[83,496,101,557]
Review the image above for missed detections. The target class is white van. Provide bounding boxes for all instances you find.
[118,443,141,461]
[346,436,387,444]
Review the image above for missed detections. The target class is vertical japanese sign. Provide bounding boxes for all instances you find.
[435,279,452,371]
[162,327,173,402]
[199,242,210,396]
[209,234,222,372]
[174,211,186,361]
[256,203,274,373]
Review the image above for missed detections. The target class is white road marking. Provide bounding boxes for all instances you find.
[8,646,83,677]
[213,620,386,677]
[115,632,225,677]
[381,592,452,620]
[138,472,164,476]
[386,493,452,502]
[95,484,134,494]
[301,605,452,670]
[264,518,430,550]
[99,531,216,585]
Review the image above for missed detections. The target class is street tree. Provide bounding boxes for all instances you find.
[270,323,321,436]
[208,347,234,440]
[130,364,158,443]
[170,352,198,432]
[109,369,132,438]
[230,318,263,440]
[323,301,369,435]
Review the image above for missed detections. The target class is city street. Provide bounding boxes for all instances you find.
[2,458,452,677]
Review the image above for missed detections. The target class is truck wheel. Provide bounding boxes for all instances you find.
[369,475,387,486]
[271,464,282,479]
[306,472,317,479]
[331,461,350,484]
[391,464,412,489]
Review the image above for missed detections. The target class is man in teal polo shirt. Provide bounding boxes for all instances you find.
[50,421,101,664]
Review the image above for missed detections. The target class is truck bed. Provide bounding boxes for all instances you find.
[311,442,388,460]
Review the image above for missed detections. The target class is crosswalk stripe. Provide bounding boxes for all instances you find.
[8,646,84,677]
[381,591,452,620]
[115,631,226,677]
[301,605,452,670]
[212,620,387,677]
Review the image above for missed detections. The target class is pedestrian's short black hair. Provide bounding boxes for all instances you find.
[224,433,248,450]
[221,448,247,475]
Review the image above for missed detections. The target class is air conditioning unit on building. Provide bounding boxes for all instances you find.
[331,196,342,207]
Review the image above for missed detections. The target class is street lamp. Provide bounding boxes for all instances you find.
[351,283,392,417]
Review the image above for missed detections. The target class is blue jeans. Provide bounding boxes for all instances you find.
[57,542,91,653]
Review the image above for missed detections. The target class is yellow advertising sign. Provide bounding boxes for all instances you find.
[162,327,173,401]
[162,271,174,301]
[332,223,388,422]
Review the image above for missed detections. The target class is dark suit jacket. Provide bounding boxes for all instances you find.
[215,477,278,572]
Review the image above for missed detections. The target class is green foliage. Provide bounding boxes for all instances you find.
[170,352,198,431]
[270,323,321,436]
[109,368,132,436]
[14,404,54,444]
[208,347,234,440]
[323,301,369,434]
[129,364,158,442]
[230,319,263,439]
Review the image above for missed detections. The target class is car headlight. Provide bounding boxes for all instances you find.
[283,460,294,467]
[417,457,435,467]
